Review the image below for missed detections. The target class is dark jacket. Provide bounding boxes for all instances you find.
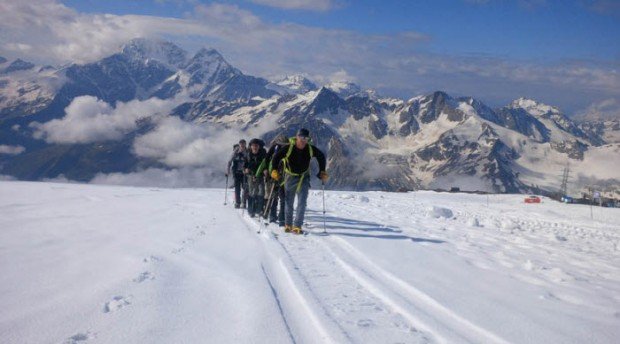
[246,148,267,175]
[271,139,326,176]
[227,148,248,175]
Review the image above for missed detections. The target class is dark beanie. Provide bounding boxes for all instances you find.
[296,128,310,137]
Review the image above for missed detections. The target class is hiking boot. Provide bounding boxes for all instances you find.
[292,226,303,234]
[234,203,240,209]
[284,225,292,233]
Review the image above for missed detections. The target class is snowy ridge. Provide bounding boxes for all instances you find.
[0,38,618,194]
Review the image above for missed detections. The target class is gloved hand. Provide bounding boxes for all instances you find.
[271,170,280,181]
[317,171,329,182]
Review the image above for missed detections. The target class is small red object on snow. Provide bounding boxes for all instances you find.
[524,195,541,203]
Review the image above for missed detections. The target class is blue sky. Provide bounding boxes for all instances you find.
[62,0,620,61]
[2,0,619,117]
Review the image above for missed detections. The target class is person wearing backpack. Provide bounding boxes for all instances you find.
[226,139,248,208]
[258,134,288,226]
[270,128,328,234]
[245,138,267,217]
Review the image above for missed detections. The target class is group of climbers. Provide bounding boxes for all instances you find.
[225,128,328,234]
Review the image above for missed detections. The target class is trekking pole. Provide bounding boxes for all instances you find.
[242,174,247,216]
[224,174,229,205]
[322,181,327,233]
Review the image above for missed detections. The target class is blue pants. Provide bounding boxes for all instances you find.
[284,173,310,228]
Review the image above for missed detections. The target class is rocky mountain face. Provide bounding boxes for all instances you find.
[578,119,620,145]
[0,39,617,193]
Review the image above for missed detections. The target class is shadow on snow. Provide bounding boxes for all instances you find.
[305,210,445,244]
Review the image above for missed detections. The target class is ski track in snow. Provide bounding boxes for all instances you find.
[1,182,619,343]
[241,212,487,343]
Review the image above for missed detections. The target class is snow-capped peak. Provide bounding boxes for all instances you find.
[185,47,235,74]
[266,74,317,95]
[275,75,317,92]
[191,48,227,64]
[324,81,361,98]
[509,97,559,117]
[120,38,188,69]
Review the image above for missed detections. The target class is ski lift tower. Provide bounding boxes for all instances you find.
[560,162,570,197]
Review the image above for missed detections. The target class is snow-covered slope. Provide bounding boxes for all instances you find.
[1,181,619,343]
[0,59,62,119]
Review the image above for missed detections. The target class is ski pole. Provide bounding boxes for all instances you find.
[241,174,247,216]
[263,181,276,219]
[322,181,327,233]
[224,174,229,205]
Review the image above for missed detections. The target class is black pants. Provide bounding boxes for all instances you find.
[233,173,245,206]
[269,184,285,226]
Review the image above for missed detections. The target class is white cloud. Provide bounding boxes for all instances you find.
[0,0,211,64]
[0,0,618,113]
[131,106,278,170]
[328,69,356,83]
[574,98,620,121]
[90,167,225,188]
[0,174,17,181]
[248,0,337,11]
[131,116,229,167]
[0,144,26,155]
[31,95,184,144]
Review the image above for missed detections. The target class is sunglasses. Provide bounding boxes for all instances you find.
[297,136,309,141]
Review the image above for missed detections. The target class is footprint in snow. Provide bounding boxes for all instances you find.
[143,255,163,263]
[103,296,131,313]
[133,271,155,283]
[64,332,95,343]
[356,319,374,328]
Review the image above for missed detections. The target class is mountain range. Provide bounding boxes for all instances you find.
[1,38,618,195]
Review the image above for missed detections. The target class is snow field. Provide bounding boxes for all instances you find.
[1,181,619,343]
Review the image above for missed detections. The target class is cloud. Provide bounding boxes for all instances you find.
[90,105,280,188]
[132,112,276,168]
[0,0,211,64]
[31,95,184,144]
[463,0,548,9]
[0,0,618,113]
[0,144,26,155]
[90,167,224,188]
[581,0,620,16]
[131,116,233,167]
[328,69,357,83]
[0,174,17,181]
[574,98,620,121]
[248,0,338,11]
